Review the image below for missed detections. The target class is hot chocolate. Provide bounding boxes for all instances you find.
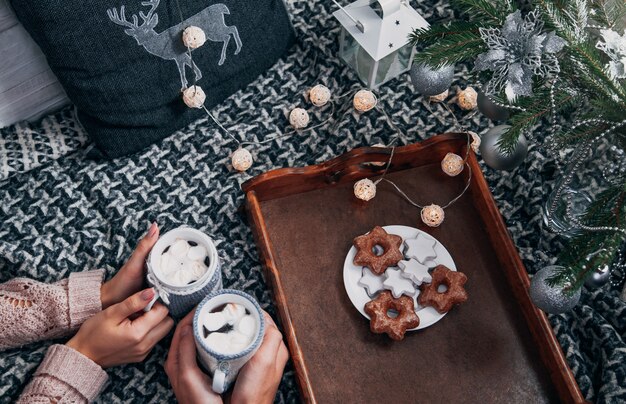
[200,303,257,355]
[158,238,209,286]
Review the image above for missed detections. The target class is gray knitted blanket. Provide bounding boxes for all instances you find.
[0,1,624,402]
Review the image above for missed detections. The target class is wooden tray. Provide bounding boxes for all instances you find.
[242,134,586,404]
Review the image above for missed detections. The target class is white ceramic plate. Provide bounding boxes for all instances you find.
[343,225,457,330]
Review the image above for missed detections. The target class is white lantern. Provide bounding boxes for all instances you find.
[333,0,429,89]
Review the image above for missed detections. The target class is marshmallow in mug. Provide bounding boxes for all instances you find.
[201,303,257,355]
[158,239,209,286]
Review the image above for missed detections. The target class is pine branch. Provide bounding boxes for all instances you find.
[495,89,575,153]
[452,0,515,25]
[412,30,486,67]
[549,186,626,291]
[589,0,626,28]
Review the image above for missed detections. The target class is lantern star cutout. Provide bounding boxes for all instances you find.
[383,267,417,298]
[358,267,385,296]
[404,234,437,264]
[398,259,432,285]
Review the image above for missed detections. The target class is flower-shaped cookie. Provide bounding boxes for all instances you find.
[353,226,404,275]
[418,265,468,313]
[364,291,420,340]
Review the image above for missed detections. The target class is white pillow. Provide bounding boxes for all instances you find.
[0,0,68,127]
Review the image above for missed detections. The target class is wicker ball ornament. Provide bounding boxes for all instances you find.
[289,108,310,129]
[182,26,207,49]
[441,152,464,176]
[429,89,449,103]
[353,90,377,112]
[354,178,377,201]
[469,131,481,154]
[182,86,206,108]
[309,85,331,107]
[457,87,478,110]
[231,148,253,172]
[420,204,445,227]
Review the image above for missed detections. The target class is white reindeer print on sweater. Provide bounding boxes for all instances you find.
[107,0,243,89]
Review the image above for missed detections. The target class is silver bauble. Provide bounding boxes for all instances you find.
[529,265,581,314]
[409,63,455,96]
[479,125,527,171]
[584,265,611,288]
[477,91,510,121]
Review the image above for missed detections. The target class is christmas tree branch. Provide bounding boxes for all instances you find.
[549,186,626,291]
[453,0,514,25]
[496,89,575,153]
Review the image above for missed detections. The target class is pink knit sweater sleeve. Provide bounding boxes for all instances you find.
[0,270,104,349]
[1,270,108,403]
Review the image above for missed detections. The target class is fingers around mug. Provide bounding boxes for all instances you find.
[109,288,156,321]
[178,326,202,374]
[262,310,277,328]
[125,222,159,271]
[139,316,174,355]
[133,301,170,332]
[277,342,290,370]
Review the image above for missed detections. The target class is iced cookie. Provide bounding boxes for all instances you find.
[353,226,404,275]
[382,267,417,299]
[404,234,437,264]
[364,291,420,340]
[358,267,385,296]
[398,259,432,285]
[419,265,468,313]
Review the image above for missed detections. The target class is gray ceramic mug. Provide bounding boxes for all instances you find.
[193,289,265,393]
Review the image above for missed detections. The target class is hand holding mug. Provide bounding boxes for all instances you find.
[67,288,173,368]
[165,310,223,404]
[101,223,160,309]
[166,307,288,404]
[230,311,289,404]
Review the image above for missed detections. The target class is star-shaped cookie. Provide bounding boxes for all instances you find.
[383,267,417,298]
[358,267,385,296]
[353,226,404,275]
[398,259,432,285]
[404,233,437,264]
[364,291,420,340]
[419,265,468,313]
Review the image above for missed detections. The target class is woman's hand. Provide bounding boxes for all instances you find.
[230,311,289,404]
[165,310,223,404]
[100,222,159,309]
[67,288,173,368]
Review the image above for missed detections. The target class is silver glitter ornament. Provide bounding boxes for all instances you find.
[479,125,527,171]
[584,265,612,288]
[475,10,566,102]
[477,91,510,121]
[529,265,581,314]
[409,63,455,96]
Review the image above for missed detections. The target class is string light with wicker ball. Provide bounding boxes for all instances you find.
[469,131,481,154]
[354,178,377,201]
[421,204,445,227]
[441,152,464,176]
[182,26,206,49]
[231,148,253,172]
[353,89,377,112]
[457,87,478,110]
[289,108,310,129]
[182,86,206,108]
[308,84,331,107]
[429,89,449,103]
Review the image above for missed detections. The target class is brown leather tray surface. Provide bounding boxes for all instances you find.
[243,134,585,404]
